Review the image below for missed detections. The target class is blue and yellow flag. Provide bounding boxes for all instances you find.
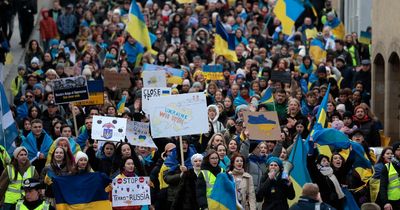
[203,64,224,80]
[209,173,242,210]
[274,0,305,35]
[126,0,156,54]
[52,172,112,210]
[359,31,372,45]
[309,38,327,65]
[259,87,274,105]
[326,17,345,40]
[233,95,249,107]
[288,135,312,206]
[117,95,127,114]
[215,19,238,62]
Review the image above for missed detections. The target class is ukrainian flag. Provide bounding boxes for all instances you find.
[117,95,127,114]
[215,19,238,63]
[52,172,112,210]
[233,95,249,107]
[288,135,312,206]
[126,0,157,54]
[209,173,242,210]
[259,87,274,104]
[326,17,345,40]
[274,0,305,35]
[309,38,327,65]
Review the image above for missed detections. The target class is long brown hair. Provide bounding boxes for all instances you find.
[50,147,73,175]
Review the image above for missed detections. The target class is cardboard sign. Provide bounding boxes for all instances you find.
[203,64,223,80]
[148,93,208,138]
[271,70,291,84]
[74,80,104,106]
[243,111,281,140]
[53,76,89,104]
[112,177,151,207]
[104,71,131,89]
[142,70,167,87]
[143,64,184,85]
[142,87,171,115]
[92,116,127,141]
[126,121,157,149]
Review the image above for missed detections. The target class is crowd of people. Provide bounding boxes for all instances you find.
[0,0,399,210]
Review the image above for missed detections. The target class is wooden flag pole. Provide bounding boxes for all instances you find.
[179,136,184,166]
[72,107,79,137]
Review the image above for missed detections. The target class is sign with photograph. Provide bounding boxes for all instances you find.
[53,76,89,104]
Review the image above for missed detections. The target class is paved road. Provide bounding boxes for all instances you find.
[3,0,51,103]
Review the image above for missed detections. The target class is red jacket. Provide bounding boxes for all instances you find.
[40,10,58,40]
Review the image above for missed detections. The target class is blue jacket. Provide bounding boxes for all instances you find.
[22,131,53,161]
[123,41,144,64]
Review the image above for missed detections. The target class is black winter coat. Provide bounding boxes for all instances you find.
[256,173,295,210]
[171,169,199,210]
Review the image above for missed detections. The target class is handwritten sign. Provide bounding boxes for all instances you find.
[104,71,131,89]
[243,111,281,140]
[143,70,167,87]
[112,177,151,207]
[148,93,208,138]
[142,87,171,115]
[126,121,157,149]
[92,116,127,141]
[53,76,89,104]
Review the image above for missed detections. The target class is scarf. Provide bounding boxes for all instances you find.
[231,168,244,176]
[248,154,267,164]
[122,170,135,177]
[319,166,345,199]
[142,154,153,166]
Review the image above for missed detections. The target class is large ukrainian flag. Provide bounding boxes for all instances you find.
[209,173,242,210]
[326,17,345,40]
[215,19,238,63]
[259,87,274,105]
[274,0,305,35]
[126,0,156,54]
[52,172,112,210]
[288,135,312,206]
[309,38,327,65]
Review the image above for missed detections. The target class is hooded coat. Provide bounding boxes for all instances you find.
[207,105,225,134]
[39,9,58,40]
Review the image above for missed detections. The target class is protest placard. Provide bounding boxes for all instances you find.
[92,116,127,141]
[243,111,281,140]
[148,92,208,138]
[112,177,151,207]
[104,71,131,89]
[126,121,157,149]
[142,87,171,115]
[271,70,291,84]
[74,80,104,106]
[53,76,89,104]
[143,64,184,84]
[202,64,223,80]
[142,70,167,87]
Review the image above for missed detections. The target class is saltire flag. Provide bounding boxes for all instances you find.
[52,172,112,210]
[288,134,312,206]
[203,64,224,80]
[259,87,274,105]
[0,82,19,156]
[325,17,345,40]
[215,19,238,62]
[116,95,127,114]
[126,0,157,54]
[309,38,327,65]
[209,172,243,210]
[274,0,305,35]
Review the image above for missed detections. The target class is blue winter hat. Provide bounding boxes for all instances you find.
[105,53,116,60]
[50,39,59,46]
[266,156,283,169]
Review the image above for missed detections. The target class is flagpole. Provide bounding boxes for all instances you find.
[72,107,79,138]
[179,136,184,166]
[0,85,4,150]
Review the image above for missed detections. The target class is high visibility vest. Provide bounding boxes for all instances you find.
[347,45,358,67]
[4,165,35,204]
[16,200,50,210]
[201,168,223,197]
[385,163,400,201]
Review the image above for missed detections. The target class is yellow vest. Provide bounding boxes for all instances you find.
[347,45,357,67]
[16,200,49,210]
[385,163,400,201]
[201,168,223,197]
[5,165,35,204]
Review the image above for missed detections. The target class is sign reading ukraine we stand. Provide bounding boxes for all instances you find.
[112,177,151,207]
[148,93,208,138]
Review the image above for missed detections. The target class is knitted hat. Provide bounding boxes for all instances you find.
[31,57,40,65]
[13,146,28,159]
[266,156,283,169]
[336,104,346,112]
[191,153,204,165]
[75,151,88,164]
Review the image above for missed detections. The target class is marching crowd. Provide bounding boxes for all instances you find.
[0,0,398,210]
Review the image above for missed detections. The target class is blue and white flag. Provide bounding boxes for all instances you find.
[0,82,19,156]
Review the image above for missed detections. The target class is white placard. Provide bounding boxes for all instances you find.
[126,121,157,149]
[142,87,171,115]
[143,70,167,87]
[149,92,208,138]
[112,177,151,207]
[92,116,127,141]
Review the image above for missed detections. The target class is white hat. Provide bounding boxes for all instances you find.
[75,151,88,164]
[182,79,190,86]
[191,153,203,164]
[31,57,40,65]
[13,146,28,159]
[336,104,346,112]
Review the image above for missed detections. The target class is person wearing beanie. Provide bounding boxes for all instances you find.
[380,142,400,210]
[0,146,39,209]
[72,151,91,175]
[256,155,294,210]
[10,64,27,97]
[352,105,381,147]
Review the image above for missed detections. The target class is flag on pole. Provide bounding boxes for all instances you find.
[215,19,238,62]
[116,95,127,114]
[0,82,19,156]
[274,0,305,35]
